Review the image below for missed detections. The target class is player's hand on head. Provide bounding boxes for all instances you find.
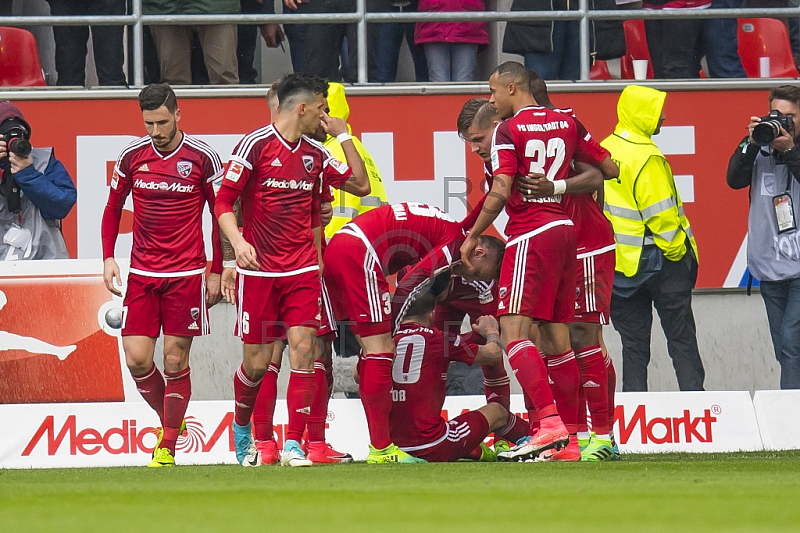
[473,315,499,338]
[321,113,348,137]
[460,236,478,270]
[103,258,123,297]
[519,173,553,199]
[234,240,259,270]
[221,267,237,305]
[206,272,222,308]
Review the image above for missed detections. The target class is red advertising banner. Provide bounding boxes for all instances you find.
[11,89,765,288]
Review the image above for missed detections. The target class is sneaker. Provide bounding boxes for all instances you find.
[255,439,280,465]
[539,435,581,462]
[478,442,496,462]
[306,442,354,464]
[577,433,593,452]
[610,433,621,461]
[581,436,614,462]
[493,439,511,456]
[147,447,175,468]
[366,443,427,464]
[280,439,312,467]
[497,416,569,462]
[152,419,187,458]
[233,421,259,467]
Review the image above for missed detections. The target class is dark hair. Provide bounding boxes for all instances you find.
[138,83,178,113]
[405,292,436,320]
[277,72,328,112]
[528,70,552,108]
[492,61,531,87]
[267,79,281,106]
[457,97,499,137]
[769,85,800,108]
[477,234,505,265]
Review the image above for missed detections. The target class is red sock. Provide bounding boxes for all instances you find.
[253,363,279,441]
[576,345,610,435]
[324,355,334,392]
[507,340,557,418]
[482,363,511,412]
[495,413,529,443]
[308,362,329,443]
[161,366,191,454]
[233,364,262,427]
[606,354,617,433]
[545,350,580,434]
[523,390,540,433]
[286,369,316,443]
[131,364,165,424]
[359,353,394,450]
[577,384,589,434]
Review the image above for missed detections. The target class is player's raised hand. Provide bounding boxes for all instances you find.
[519,172,553,199]
[206,272,222,307]
[233,239,259,270]
[320,112,348,138]
[460,236,478,270]
[103,257,123,297]
[221,267,237,304]
[473,315,499,338]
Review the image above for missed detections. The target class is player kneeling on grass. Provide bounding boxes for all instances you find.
[388,293,530,462]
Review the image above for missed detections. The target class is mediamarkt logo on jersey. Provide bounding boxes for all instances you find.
[261,178,313,191]
[133,179,195,193]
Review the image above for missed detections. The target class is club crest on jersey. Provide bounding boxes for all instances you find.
[499,287,508,298]
[225,161,245,183]
[177,161,193,178]
[191,307,200,320]
[302,155,314,173]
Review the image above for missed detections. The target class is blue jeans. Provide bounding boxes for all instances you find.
[760,278,800,389]
[704,0,747,78]
[523,20,579,81]
[375,22,428,82]
[423,42,478,82]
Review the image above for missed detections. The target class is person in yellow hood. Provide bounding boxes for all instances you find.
[600,85,705,393]
[323,83,388,240]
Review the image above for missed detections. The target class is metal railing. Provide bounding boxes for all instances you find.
[2,2,800,86]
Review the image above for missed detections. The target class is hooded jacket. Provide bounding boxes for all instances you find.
[600,85,697,277]
[323,83,388,239]
[0,101,76,260]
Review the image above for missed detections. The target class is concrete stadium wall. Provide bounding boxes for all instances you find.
[178,290,781,401]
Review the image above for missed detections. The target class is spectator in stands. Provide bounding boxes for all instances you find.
[0,101,76,260]
[238,0,285,84]
[503,0,624,81]
[726,85,800,389]
[414,0,487,82]
[644,0,746,78]
[144,0,239,85]
[601,86,705,391]
[373,0,429,83]
[46,0,127,87]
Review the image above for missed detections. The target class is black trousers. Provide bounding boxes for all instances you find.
[645,18,704,79]
[47,0,127,86]
[610,253,705,391]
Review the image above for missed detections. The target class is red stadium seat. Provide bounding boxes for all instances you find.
[620,19,654,80]
[0,27,46,87]
[738,18,799,78]
[590,60,613,80]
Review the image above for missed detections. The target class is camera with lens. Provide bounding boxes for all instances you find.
[752,110,795,146]
[1,126,31,158]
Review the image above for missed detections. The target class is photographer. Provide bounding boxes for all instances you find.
[0,101,76,261]
[727,85,800,390]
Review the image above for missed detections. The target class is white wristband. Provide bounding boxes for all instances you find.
[336,132,352,144]
[223,260,237,269]
[552,179,567,195]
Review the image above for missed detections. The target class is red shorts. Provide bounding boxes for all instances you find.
[235,269,320,344]
[323,233,392,337]
[318,278,337,339]
[403,411,490,462]
[498,222,576,323]
[574,248,615,324]
[122,272,208,337]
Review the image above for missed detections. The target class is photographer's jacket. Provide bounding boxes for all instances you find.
[727,139,800,281]
[0,148,76,260]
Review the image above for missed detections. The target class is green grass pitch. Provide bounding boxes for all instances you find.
[2,451,800,533]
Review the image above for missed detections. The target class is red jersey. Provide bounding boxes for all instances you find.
[101,133,223,276]
[491,106,579,236]
[390,323,478,450]
[341,202,464,276]
[214,124,352,275]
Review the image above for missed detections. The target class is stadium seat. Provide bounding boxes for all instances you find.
[620,19,654,80]
[738,18,800,78]
[590,60,613,80]
[0,27,46,87]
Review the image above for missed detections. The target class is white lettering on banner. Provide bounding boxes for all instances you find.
[133,179,195,193]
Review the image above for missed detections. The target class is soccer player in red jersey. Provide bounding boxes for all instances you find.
[101,83,223,467]
[461,61,602,462]
[389,293,530,462]
[323,202,464,463]
[215,73,369,467]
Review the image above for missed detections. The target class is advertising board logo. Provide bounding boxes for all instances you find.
[615,404,718,445]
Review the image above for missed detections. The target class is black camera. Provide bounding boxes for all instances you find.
[752,110,795,146]
[2,126,31,158]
